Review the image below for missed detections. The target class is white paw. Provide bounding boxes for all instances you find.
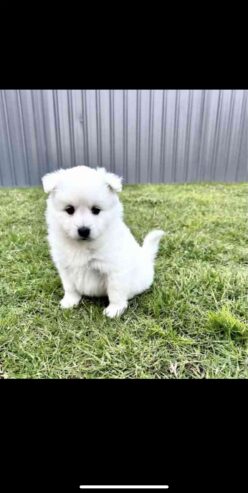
[103,303,127,318]
[60,293,81,309]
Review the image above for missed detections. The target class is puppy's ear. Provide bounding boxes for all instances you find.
[41,169,64,193]
[97,167,122,193]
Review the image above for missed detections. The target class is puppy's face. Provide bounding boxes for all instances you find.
[42,166,123,242]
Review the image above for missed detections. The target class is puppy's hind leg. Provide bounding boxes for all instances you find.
[58,267,81,309]
[103,276,128,318]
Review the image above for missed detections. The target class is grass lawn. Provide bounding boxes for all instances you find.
[0,183,247,378]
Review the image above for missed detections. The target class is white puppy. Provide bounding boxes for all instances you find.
[42,165,164,318]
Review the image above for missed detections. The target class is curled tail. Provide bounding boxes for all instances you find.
[142,229,165,262]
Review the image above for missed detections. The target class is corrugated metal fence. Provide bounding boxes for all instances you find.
[0,90,247,186]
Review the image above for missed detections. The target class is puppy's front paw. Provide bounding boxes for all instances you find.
[103,303,128,318]
[60,293,81,309]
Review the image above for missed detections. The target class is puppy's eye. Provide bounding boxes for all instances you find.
[91,206,101,215]
[65,205,75,215]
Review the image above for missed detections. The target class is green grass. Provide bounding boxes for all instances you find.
[0,183,247,378]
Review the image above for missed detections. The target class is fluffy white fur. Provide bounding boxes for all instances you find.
[42,165,164,318]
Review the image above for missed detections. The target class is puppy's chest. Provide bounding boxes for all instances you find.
[54,242,110,276]
[67,261,107,297]
[65,254,106,273]
[65,255,107,279]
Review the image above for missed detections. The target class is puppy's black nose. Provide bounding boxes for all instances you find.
[78,226,90,239]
